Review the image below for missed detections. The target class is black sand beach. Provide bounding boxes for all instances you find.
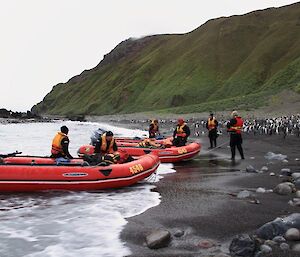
[115,123,300,256]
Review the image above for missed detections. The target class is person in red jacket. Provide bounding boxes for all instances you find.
[227,111,245,160]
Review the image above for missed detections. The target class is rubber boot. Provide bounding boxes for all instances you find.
[231,147,235,160]
[237,144,244,159]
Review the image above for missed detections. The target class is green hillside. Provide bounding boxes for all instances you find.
[32,2,300,115]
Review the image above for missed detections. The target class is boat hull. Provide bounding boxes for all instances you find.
[0,154,159,192]
[78,142,201,163]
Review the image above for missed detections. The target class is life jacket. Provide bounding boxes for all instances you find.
[51,132,68,155]
[138,139,151,147]
[101,133,115,154]
[207,117,217,130]
[176,123,186,136]
[101,153,119,165]
[228,117,244,134]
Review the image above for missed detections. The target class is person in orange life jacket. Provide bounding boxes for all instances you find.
[50,126,73,159]
[227,111,245,160]
[94,131,118,154]
[206,113,218,148]
[138,138,165,148]
[149,119,160,138]
[173,118,190,147]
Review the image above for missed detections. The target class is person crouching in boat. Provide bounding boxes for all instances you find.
[173,118,190,147]
[83,131,119,166]
[94,131,118,154]
[138,138,165,148]
[99,150,134,166]
[85,149,134,166]
[149,119,160,138]
[51,126,73,161]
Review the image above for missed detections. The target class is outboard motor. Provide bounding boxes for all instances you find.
[90,128,106,146]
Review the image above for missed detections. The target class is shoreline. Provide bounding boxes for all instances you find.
[2,115,299,256]
[119,133,300,256]
[89,115,300,257]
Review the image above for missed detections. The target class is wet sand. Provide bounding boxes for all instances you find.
[120,132,300,256]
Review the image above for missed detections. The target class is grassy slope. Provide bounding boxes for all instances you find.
[32,3,300,115]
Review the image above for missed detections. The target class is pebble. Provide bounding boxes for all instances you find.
[274,183,293,195]
[261,166,269,172]
[282,159,289,163]
[174,229,184,237]
[246,165,257,173]
[248,199,260,204]
[256,187,266,193]
[280,242,290,251]
[264,240,277,247]
[229,234,255,257]
[295,179,300,189]
[260,244,272,253]
[280,168,292,176]
[288,198,300,206]
[273,236,286,243]
[292,173,300,180]
[254,251,262,257]
[198,239,216,249]
[237,190,251,199]
[146,230,171,249]
[285,228,300,241]
[270,172,275,176]
[295,158,300,161]
[292,243,300,252]
[250,157,255,160]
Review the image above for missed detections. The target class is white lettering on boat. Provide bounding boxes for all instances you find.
[63,173,88,177]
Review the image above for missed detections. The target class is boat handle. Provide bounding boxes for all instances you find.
[99,169,112,176]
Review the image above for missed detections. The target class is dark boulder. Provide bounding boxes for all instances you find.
[229,234,256,257]
[256,213,300,240]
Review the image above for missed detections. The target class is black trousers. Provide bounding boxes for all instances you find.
[230,133,244,159]
[173,137,187,147]
[208,129,218,147]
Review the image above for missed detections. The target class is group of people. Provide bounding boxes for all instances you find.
[51,127,129,165]
[192,115,300,138]
[50,118,192,165]
[148,118,191,147]
[149,111,245,160]
[50,110,246,165]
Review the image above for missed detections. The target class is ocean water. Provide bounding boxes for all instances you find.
[0,121,175,257]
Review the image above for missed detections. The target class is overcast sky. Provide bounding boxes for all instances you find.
[0,0,298,111]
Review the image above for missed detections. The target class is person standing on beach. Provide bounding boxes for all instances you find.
[149,119,160,138]
[227,111,245,160]
[206,113,218,148]
[51,126,73,160]
[173,118,190,147]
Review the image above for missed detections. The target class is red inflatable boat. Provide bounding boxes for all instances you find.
[78,142,201,163]
[0,154,159,192]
